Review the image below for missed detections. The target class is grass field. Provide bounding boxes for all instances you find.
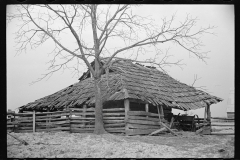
[7,123,234,158]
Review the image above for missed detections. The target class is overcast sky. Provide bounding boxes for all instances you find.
[7,5,234,118]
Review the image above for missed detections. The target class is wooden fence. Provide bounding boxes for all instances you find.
[126,111,164,135]
[7,107,126,134]
[210,117,234,135]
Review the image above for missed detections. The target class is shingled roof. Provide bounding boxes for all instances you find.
[19,59,223,112]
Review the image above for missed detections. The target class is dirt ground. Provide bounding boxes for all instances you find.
[7,123,234,158]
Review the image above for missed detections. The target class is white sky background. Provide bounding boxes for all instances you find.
[7,5,234,118]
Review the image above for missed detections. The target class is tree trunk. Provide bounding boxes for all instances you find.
[94,78,106,134]
[93,77,107,134]
[93,60,107,134]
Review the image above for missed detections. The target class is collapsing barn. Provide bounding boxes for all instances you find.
[18,59,223,135]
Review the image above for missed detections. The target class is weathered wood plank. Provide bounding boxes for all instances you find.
[36,113,70,119]
[35,110,69,115]
[103,120,125,123]
[211,124,234,126]
[71,129,93,133]
[126,128,158,135]
[36,127,70,132]
[18,126,33,130]
[17,123,33,127]
[211,117,234,120]
[71,128,94,131]
[70,117,95,120]
[128,115,160,122]
[127,119,160,126]
[104,123,125,128]
[7,121,19,125]
[103,113,125,116]
[15,119,33,123]
[16,117,33,120]
[71,112,95,116]
[16,130,33,133]
[103,117,125,120]
[11,113,33,116]
[7,125,15,128]
[210,132,234,135]
[16,117,67,123]
[106,127,125,133]
[35,117,68,122]
[70,108,125,112]
[126,123,160,129]
[149,127,167,136]
[159,121,177,136]
[127,111,163,118]
[36,120,70,126]
[70,120,94,123]
[103,108,125,112]
[70,124,94,128]
[70,108,95,111]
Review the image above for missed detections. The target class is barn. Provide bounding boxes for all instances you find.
[18,59,223,135]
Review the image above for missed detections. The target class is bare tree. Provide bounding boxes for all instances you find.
[7,5,215,134]
[191,74,211,93]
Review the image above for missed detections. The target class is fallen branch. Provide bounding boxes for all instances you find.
[7,133,28,145]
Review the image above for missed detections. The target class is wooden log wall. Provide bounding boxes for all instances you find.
[70,107,95,133]
[126,111,164,135]
[70,107,126,134]
[103,107,125,134]
[7,106,126,134]
[35,110,70,132]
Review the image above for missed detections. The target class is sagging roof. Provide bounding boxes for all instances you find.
[19,59,223,111]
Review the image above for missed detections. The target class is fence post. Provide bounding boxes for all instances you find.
[33,110,35,133]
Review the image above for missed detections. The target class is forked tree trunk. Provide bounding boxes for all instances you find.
[93,77,107,134]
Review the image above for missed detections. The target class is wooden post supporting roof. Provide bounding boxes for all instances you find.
[159,105,164,119]
[145,103,149,118]
[145,104,149,112]
[202,104,211,135]
[124,99,130,133]
[83,104,87,127]
[157,106,162,123]
[33,110,35,133]
[204,106,207,123]
[207,104,211,121]
[47,108,50,132]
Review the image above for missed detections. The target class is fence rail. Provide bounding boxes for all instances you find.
[126,111,164,135]
[7,107,126,134]
[210,117,234,135]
